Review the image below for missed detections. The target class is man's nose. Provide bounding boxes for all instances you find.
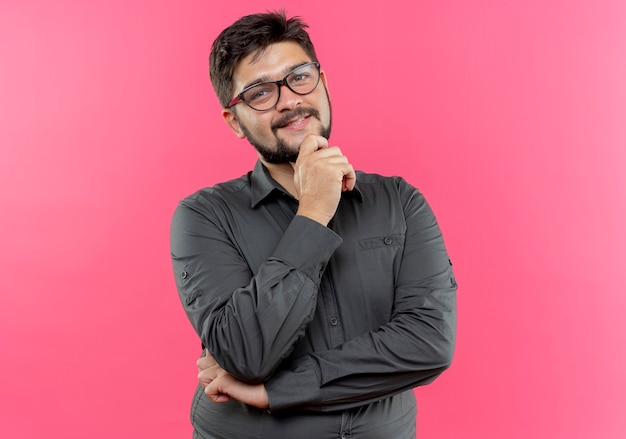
[274,83,302,111]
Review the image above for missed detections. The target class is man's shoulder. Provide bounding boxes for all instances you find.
[354,171,422,207]
[180,172,252,208]
[355,170,412,188]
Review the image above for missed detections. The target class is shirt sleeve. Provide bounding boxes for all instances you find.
[265,180,457,411]
[170,195,343,383]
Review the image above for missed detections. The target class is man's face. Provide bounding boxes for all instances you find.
[222,41,332,164]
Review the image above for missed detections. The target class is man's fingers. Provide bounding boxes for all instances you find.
[342,166,357,191]
[212,393,231,403]
[298,134,328,158]
[307,151,356,190]
[197,349,218,372]
[205,380,231,403]
[204,372,232,403]
[198,368,212,388]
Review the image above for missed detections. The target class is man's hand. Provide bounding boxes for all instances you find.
[197,351,269,409]
[291,134,356,226]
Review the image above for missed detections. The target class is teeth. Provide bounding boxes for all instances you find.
[285,117,305,127]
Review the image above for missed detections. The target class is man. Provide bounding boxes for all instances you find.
[170,11,457,439]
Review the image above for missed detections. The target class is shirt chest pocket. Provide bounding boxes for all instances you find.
[359,234,404,251]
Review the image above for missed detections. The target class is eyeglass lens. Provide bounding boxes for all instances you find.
[242,63,320,110]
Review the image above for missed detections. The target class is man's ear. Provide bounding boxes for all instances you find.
[222,109,246,139]
[320,70,330,98]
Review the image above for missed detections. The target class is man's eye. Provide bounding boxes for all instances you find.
[252,89,269,98]
[290,73,310,83]
[248,86,273,101]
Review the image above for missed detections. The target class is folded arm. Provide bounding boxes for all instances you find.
[264,183,457,411]
[171,196,342,383]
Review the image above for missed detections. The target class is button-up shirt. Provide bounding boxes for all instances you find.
[170,161,457,439]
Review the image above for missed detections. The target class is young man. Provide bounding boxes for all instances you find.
[171,11,457,439]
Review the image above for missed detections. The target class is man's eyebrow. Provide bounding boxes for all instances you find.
[240,62,311,91]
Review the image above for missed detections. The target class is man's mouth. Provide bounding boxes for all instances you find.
[280,115,309,128]
[272,108,319,131]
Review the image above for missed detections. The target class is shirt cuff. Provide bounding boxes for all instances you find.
[272,215,342,282]
[266,356,322,411]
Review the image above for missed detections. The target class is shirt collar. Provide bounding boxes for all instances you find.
[250,160,363,208]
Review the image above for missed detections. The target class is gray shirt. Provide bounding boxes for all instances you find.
[171,161,457,438]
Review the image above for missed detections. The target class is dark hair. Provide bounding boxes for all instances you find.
[209,10,319,108]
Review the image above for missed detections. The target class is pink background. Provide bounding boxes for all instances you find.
[1,0,625,437]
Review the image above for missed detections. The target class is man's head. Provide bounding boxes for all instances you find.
[209,11,319,109]
[209,11,332,164]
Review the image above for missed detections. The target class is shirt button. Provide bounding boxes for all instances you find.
[329,317,338,326]
[383,237,393,245]
[181,271,188,279]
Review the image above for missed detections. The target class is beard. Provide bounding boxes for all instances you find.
[239,99,333,164]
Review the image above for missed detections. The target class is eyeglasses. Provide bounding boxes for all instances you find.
[227,62,321,111]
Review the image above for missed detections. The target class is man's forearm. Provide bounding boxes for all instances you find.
[173,202,342,382]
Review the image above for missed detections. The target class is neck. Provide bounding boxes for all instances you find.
[260,158,298,198]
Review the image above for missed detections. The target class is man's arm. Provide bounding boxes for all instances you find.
[263,182,457,411]
[197,351,269,408]
[195,181,456,412]
[171,135,354,383]
[171,204,341,383]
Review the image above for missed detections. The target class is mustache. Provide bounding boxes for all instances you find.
[271,107,320,130]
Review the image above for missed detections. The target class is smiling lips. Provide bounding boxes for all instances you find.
[272,107,319,131]
[281,115,309,129]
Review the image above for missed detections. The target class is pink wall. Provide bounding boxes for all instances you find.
[1,1,625,437]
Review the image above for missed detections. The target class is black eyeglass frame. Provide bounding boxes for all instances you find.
[227,62,321,111]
